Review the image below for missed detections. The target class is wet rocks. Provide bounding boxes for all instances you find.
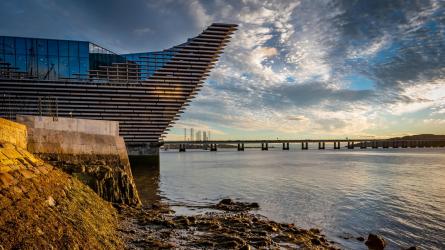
[213,198,260,212]
[356,236,365,242]
[117,201,336,250]
[39,153,141,206]
[365,233,387,250]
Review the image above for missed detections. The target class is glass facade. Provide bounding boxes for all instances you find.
[0,36,176,81]
[123,51,175,80]
[0,36,90,80]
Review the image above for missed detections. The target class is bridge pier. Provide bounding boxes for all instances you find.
[179,144,186,152]
[383,141,389,148]
[392,141,398,148]
[282,142,289,150]
[347,141,355,149]
[237,143,244,151]
[318,142,325,149]
[360,141,367,149]
[333,141,340,149]
[210,144,217,151]
[301,141,308,150]
[261,142,268,151]
[371,141,378,148]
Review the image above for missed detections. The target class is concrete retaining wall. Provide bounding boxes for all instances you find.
[17,115,119,136]
[16,115,126,160]
[15,115,140,206]
[0,118,27,149]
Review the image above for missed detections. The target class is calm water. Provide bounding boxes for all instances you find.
[132,147,445,249]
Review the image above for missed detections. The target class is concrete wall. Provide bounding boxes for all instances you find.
[0,118,27,149]
[14,115,140,205]
[16,115,126,160]
[17,115,119,136]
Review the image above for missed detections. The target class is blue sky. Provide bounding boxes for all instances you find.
[1,0,444,139]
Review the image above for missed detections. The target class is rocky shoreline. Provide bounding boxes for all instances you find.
[117,200,339,249]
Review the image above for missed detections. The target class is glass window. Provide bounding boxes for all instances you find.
[16,55,27,72]
[0,37,4,55]
[26,39,36,55]
[4,37,15,54]
[69,41,78,57]
[37,39,47,56]
[58,41,68,57]
[38,56,48,79]
[26,53,37,76]
[48,56,58,79]
[48,40,58,56]
[4,54,15,68]
[15,38,26,55]
[58,56,69,78]
[79,42,89,57]
[69,56,79,78]
[79,57,89,79]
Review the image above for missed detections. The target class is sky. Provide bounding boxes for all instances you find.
[1,0,444,140]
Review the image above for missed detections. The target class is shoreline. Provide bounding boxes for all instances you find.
[117,200,339,249]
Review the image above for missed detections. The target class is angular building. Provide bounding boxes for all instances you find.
[0,23,237,160]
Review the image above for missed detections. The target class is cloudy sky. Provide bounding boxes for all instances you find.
[1,0,444,139]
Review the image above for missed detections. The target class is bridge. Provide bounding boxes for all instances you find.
[163,139,445,152]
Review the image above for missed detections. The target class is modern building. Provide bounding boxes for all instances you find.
[0,23,237,159]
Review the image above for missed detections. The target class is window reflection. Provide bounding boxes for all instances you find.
[0,35,174,81]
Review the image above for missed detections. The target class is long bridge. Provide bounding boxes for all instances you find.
[163,139,445,152]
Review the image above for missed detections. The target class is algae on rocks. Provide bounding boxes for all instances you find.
[0,142,123,249]
[40,153,141,206]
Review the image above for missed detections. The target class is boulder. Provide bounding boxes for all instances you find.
[365,233,387,250]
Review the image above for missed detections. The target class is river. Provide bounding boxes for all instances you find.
[132,147,445,249]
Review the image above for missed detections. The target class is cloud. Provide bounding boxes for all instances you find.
[1,0,444,138]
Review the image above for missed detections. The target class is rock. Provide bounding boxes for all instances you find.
[214,199,260,212]
[356,236,365,242]
[403,247,417,250]
[220,198,235,205]
[365,233,387,250]
[46,196,56,206]
[309,228,320,234]
[311,238,321,245]
[239,244,251,250]
[0,172,17,188]
[249,202,259,208]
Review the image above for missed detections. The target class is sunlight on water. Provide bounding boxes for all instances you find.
[134,148,445,250]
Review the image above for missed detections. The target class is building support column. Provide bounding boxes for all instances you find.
[237,143,244,151]
[179,144,186,152]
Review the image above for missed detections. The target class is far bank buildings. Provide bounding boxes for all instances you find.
[0,23,237,160]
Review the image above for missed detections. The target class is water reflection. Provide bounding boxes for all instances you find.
[156,148,445,250]
[130,161,161,205]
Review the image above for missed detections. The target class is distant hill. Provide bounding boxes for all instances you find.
[353,134,445,148]
[389,134,445,140]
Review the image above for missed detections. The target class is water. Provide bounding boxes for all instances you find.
[132,147,445,249]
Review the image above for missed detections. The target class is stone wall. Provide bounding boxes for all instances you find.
[16,115,141,206]
[0,118,27,149]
